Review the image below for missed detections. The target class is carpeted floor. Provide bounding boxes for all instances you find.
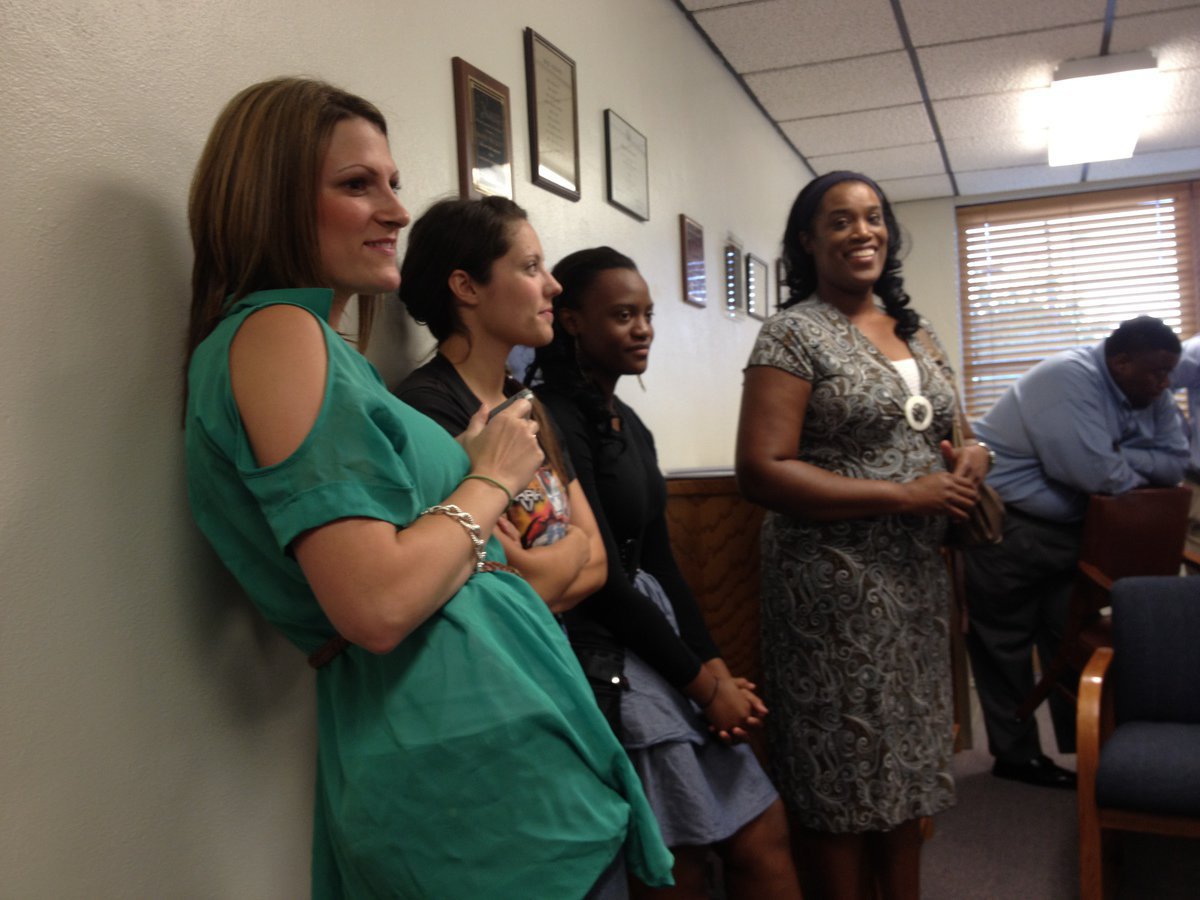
[921,691,1200,899]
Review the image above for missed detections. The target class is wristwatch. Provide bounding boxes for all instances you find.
[974,441,996,472]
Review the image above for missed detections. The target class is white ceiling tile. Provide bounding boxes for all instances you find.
[956,164,1086,197]
[875,173,955,202]
[1117,0,1200,13]
[933,89,1051,139]
[1085,147,1200,181]
[919,25,1100,99]
[695,0,902,71]
[781,104,934,156]
[1112,7,1200,70]
[944,130,1048,171]
[1125,66,1198,121]
[1161,67,1200,114]
[808,143,945,181]
[747,52,921,119]
[675,0,1200,202]
[902,0,1101,45]
[1139,108,1200,154]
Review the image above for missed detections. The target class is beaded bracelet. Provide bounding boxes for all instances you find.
[462,473,514,506]
[419,504,486,572]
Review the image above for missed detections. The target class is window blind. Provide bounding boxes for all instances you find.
[956,181,1199,421]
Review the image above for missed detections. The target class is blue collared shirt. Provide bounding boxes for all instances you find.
[975,342,1187,523]
[1169,333,1200,474]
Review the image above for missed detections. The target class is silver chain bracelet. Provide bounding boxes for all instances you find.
[419,504,486,572]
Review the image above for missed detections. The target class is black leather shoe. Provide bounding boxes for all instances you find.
[992,754,1077,789]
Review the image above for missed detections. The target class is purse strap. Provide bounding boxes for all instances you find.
[913,328,967,447]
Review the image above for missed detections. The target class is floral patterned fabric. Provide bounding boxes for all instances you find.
[746,298,957,832]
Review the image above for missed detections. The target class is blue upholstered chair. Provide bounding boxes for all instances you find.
[1077,575,1200,900]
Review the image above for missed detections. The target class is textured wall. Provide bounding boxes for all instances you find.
[0,0,810,895]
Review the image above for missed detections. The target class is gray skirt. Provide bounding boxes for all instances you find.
[621,571,779,848]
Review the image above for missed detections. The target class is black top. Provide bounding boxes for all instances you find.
[537,384,719,688]
[395,354,575,543]
[394,354,525,439]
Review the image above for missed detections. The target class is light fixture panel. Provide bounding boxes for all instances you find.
[1048,51,1158,167]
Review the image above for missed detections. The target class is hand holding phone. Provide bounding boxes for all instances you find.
[488,388,534,421]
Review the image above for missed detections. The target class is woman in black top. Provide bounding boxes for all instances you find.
[394,197,606,613]
[528,247,801,899]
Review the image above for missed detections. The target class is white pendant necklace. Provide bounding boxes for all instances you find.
[904,394,933,431]
[826,296,933,432]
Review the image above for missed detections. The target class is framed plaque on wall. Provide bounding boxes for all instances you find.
[524,28,580,200]
[679,214,706,308]
[604,109,649,221]
[452,57,514,200]
[723,239,743,318]
[746,253,768,320]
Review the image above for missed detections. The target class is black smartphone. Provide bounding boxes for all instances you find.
[487,388,534,421]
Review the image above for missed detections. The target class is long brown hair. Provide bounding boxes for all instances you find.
[184,77,389,403]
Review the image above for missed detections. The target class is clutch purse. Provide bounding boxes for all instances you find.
[945,410,1005,547]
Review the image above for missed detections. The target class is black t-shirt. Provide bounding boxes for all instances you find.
[395,353,573,547]
[537,384,719,688]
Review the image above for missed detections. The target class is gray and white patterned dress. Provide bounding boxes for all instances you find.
[747,298,957,833]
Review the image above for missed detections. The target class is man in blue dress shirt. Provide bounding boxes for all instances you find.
[1169,333,1200,555]
[964,316,1186,789]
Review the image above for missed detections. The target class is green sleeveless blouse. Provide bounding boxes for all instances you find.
[185,289,672,898]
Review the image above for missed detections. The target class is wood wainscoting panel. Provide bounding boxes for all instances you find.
[664,474,765,703]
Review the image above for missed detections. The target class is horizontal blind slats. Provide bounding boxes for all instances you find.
[956,181,1198,419]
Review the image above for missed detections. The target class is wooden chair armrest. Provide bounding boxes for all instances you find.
[1184,547,1200,572]
[1077,560,1115,593]
[1078,646,1114,819]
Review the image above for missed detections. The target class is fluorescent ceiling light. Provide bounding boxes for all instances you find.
[1048,51,1158,167]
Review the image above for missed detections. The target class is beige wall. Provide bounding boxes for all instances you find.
[0,0,809,895]
[894,197,962,369]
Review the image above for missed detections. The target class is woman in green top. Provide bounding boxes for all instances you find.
[183,76,672,899]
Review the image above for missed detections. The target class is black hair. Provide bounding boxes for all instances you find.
[398,195,527,341]
[1104,315,1182,357]
[780,170,918,340]
[528,246,638,437]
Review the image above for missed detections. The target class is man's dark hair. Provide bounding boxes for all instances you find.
[1104,316,1182,357]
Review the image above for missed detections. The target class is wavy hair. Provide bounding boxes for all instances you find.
[780,170,918,339]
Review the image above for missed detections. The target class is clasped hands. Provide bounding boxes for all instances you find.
[698,658,767,745]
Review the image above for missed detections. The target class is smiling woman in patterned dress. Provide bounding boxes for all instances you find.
[736,171,990,900]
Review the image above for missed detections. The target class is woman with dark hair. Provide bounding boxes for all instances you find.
[394,196,607,612]
[183,78,672,898]
[736,172,989,899]
[529,248,801,900]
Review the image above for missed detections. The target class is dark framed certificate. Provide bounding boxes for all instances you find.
[604,109,649,221]
[679,215,706,308]
[452,57,514,200]
[524,28,580,201]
